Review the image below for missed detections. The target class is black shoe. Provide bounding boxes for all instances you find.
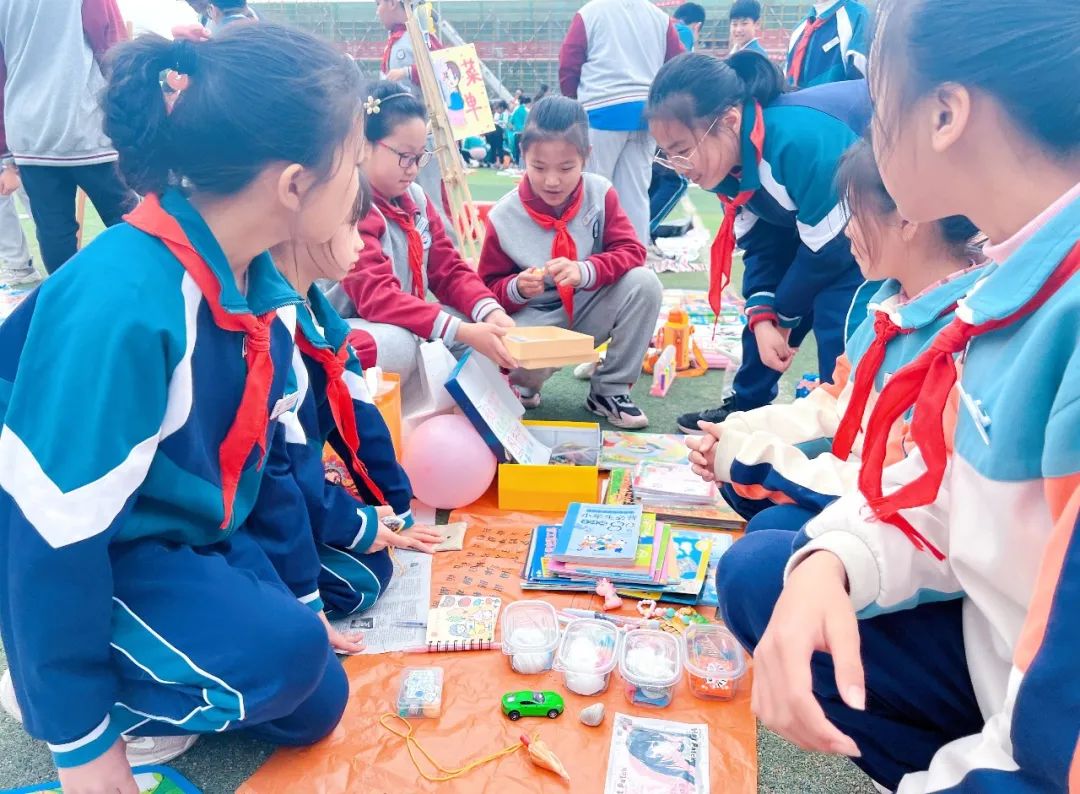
[677,396,737,435]
[586,392,649,429]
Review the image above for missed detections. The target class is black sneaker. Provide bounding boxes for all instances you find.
[586,392,649,429]
[677,396,737,435]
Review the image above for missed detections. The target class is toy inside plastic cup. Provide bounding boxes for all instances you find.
[683,623,747,701]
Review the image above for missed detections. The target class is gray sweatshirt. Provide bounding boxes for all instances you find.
[0,0,120,167]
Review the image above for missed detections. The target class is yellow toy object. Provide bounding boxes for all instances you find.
[643,308,708,378]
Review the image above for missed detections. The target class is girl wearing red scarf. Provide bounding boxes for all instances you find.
[327,82,516,401]
[478,96,660,429]
[715,2,1080,791]
[0,25,369,792]
[689,141,983,528]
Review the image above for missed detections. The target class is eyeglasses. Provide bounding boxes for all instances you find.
[377,141,433,170]
[653,115,721,172]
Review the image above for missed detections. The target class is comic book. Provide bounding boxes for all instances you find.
[603,713,710,794]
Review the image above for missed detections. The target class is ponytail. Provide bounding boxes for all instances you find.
[102,23,362,198]
[102,34,177,195]
[647,51,784,130]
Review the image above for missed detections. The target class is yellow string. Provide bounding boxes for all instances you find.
[379,713,524,782]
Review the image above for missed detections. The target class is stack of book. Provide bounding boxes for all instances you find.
[632,462,721,506]
[605,467,744,531]
[520,502,724,606]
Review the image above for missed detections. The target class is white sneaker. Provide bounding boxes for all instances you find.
[0,262,40,288]
[573,361,598,380]
[0,669,22,722]
[2,669,197,765]
[123,734,198,765]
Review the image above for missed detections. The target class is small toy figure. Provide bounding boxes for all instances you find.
[650,344,677,397]
[501,690,565,721]
[595,578,623,611]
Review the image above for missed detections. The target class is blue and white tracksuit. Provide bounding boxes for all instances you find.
[714,79,871,410]
[246,287,415,619]
[784,0,869,89]
[720,186,1080,791]
[0,190,346,768]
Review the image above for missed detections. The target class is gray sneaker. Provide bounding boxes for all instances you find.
[0,261,40,288]
[586,392,649,429]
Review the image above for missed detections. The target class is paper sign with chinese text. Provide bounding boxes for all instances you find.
[430,44,495,140]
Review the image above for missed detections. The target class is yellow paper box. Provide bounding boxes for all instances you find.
[498,420,601,512]
[503,326,599,370]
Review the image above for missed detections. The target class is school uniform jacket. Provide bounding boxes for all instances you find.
[790,188,1080,792]
[478,173,646,313]
[784,0,868,89]
[713,268,984,513]
[326,183,501,355]
[713,79,870,331]
[244,287,415,613]
[0,190,304,767]
[381,23,443,92]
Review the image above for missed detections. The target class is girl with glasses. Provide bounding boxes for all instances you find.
[326,81,517,396]
[647,51,870,435]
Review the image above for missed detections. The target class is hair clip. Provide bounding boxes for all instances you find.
[364,96,382,115]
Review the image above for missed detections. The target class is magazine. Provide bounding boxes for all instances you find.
[599,432,691,470]
[604,713,710,794]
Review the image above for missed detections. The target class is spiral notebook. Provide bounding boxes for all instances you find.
[424,595,502,651]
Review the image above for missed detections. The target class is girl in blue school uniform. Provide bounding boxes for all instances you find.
[249,176,444,630]
[714,1,1080,791]
[687,140,983,529]
[648,51,870,433]
[0,24,366,791]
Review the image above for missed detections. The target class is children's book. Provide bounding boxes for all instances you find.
[604,467,635,505]
[551,503,642,566]
[599,432,691,470]
[603,713,710,794]
[425,595,501,651]
[695,532,733,608]
[633,462,721,506]
[643,502,745,531]
[6,766,201,794]
[549,514,660,585]
[662,529,712,597]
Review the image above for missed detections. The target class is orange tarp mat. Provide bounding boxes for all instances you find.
[239,490,757,794]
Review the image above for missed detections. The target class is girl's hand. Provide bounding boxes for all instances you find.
[754,322,794,373]
[516,268,546,299]
[57,737,139,794]
[0,165,20,197]
[485,308,516,329]
[545,258,583,288]
[395,524,446,554]
[752,551,865,757]
[685,421,721,482]
[318,610,365,654]
[170,23,211,42]
[364,505,400,553]
[456,322,518,369]
[385,67,410,82]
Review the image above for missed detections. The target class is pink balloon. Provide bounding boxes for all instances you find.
[402,413,498,509]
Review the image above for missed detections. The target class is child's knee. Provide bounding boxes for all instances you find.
[623,266,662,298]
[261,607,334,709]
[284,654,349,746]
[717,530,792,644]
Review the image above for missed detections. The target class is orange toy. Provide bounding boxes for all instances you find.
[644,308,708,378]
[521,733,571,783]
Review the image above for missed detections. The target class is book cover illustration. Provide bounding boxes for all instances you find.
[599,432,691,470]
[604,713,710,794]
[552,503,643,565]
[425,595,501,650]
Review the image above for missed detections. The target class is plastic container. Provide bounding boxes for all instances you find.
[553,618,619,696]
[683,623,747,701]
[501,600,561,674]
[396,667,444,719]
[618,629,682,708]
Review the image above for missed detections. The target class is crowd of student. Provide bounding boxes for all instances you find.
[0,0,1077,792]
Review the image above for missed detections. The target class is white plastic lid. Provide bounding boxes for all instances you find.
[683,623,747,681]
[500,600,560,656]
[618,629,682,688]
[553,618,619,675]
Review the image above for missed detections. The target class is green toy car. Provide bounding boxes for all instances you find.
[501,690,565,721]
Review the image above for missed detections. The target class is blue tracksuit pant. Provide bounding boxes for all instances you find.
[106,530,347,744]
[717,530,984,789]
[317,545,393,620]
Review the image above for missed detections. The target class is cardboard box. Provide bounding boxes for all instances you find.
[498,420,602,512]
[503,326,599,370]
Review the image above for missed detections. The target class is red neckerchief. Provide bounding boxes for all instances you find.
[786,15,829,87]
[858,242,1080,559]
[518,178,585,326]
[375,191,426,299]
[125,195,276,528]
[294,327,387,504]
[381,25,406,74]
[711,101,764,317]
